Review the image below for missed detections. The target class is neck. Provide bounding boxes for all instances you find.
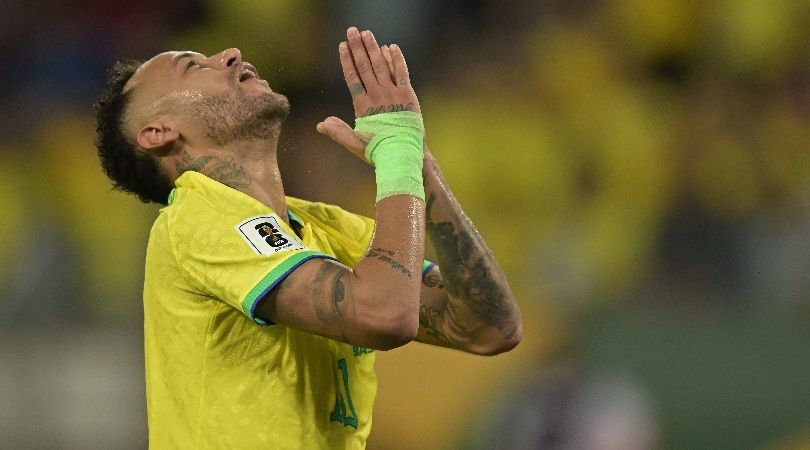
[174,136,290,224]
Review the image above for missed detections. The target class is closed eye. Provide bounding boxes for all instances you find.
[186,60,199,71]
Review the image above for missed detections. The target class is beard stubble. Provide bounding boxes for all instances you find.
[186,82,290,147]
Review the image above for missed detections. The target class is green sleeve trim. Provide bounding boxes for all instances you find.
[242,250,336,326]
[422,260,434,273]
[288,209,304,227]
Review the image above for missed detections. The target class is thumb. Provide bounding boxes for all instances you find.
[316,116,368,160]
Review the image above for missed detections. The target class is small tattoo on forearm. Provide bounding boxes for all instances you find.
[422,272,444,289]
[419,305,447,343]
[419,304,463,346]
[366,247,412,279]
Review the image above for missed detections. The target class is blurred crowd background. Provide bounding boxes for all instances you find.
[1,0,809,449]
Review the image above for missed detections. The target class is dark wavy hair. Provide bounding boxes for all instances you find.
[94,59,173,205]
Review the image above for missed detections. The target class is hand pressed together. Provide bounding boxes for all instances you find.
[316,27,421,161]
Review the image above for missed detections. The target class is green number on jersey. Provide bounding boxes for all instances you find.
[330,358,359,428]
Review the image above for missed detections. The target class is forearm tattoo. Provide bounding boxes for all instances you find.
[424,192,517,340]
[366,247,413,279]
[419,304,452,345]
[419,299,469,346]
[176,150,251,189]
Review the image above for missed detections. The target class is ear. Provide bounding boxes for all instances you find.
[136,118,181,152]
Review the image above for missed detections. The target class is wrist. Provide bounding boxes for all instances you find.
[355,112,425,202]
[422,147,437,178]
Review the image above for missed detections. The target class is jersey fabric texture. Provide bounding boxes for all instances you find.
[144,171,383,449]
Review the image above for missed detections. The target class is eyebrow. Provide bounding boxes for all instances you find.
[171,52,196,68]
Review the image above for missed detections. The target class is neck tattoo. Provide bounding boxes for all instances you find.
[175,150,252,189]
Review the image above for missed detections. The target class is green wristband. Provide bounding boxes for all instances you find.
[355,111,425,202]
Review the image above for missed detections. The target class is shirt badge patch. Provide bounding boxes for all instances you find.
[236,215,306,255]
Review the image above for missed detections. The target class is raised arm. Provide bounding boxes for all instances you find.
[416,147,523,355]
[258,195,423,351]
[257,28,424,351]
[310,33,522,355]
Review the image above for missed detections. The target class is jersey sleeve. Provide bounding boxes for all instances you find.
[170,211,334,326]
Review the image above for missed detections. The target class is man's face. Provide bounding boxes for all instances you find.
[126,48,289,146]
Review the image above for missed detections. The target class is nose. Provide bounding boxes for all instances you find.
[218,48,242,68]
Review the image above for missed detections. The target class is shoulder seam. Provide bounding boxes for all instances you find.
[165,199,208,293]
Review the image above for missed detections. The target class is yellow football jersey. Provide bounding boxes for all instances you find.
[143,171,382,449]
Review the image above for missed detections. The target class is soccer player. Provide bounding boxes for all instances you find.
[94,27,522,449]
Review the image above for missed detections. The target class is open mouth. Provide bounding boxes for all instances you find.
[239,64,259,82]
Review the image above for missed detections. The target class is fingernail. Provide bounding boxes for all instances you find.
[348,27,358,36]
[362,30,370,39]
[391,44,399,52]
[339,42,347,52]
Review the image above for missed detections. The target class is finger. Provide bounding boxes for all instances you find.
[390,44,411,88]
[362,30,394,87]
[339,41,365,99]
[381,45,396,84]
[346,27,377,90]
[316,116,368,158]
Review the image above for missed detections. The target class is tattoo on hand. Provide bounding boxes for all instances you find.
[366,103,414,116]
[176,150,251,189]
[366,247,412,279]
[348,82,365,98]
